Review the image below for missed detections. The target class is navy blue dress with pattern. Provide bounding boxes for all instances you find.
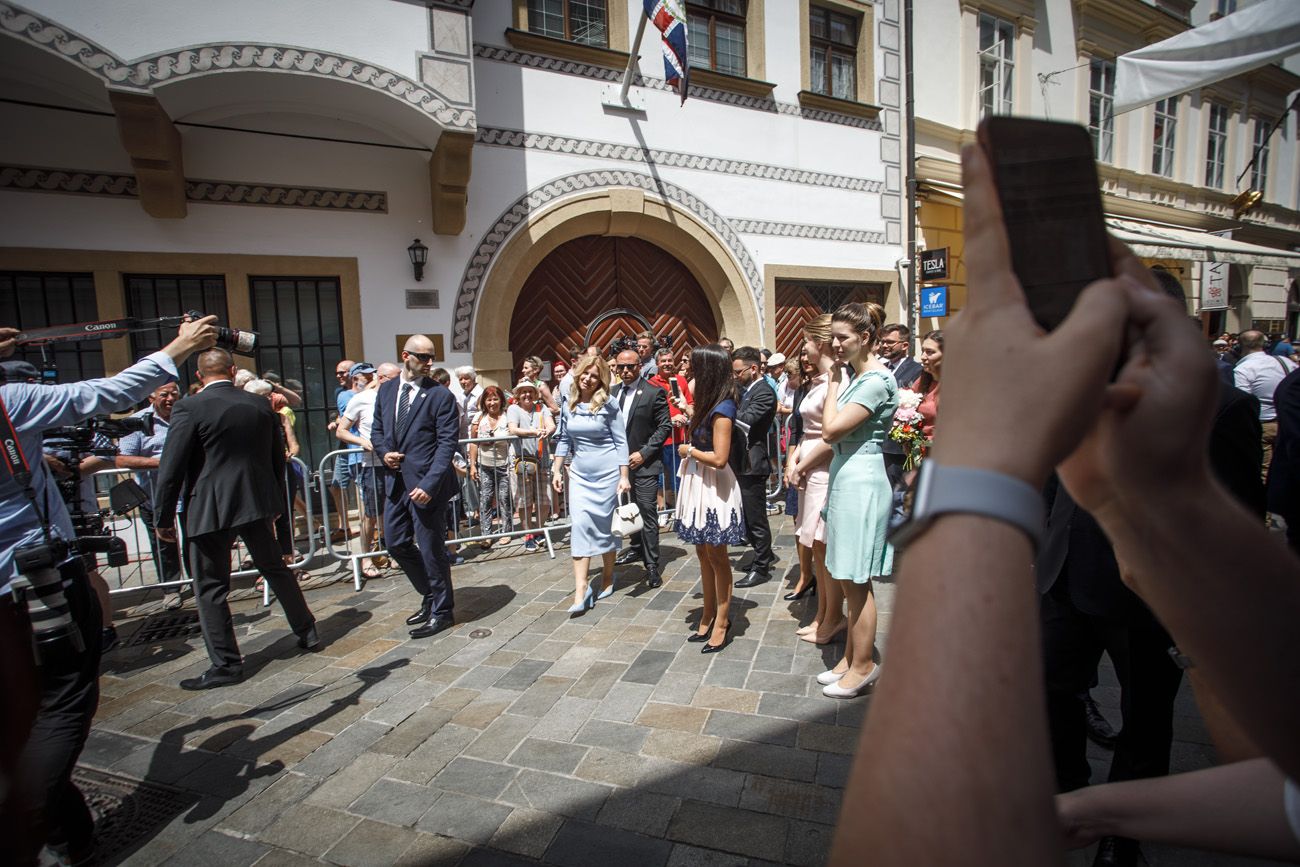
[673,398,746,546]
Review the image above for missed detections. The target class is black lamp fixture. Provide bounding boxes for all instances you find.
[407,239,429,282]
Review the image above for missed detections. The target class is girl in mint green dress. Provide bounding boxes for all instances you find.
[818,302,899,699]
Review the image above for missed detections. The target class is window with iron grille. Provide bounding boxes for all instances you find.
[1152,97,1177,178]
[0,272,103,384]
[527,0,608,47]
[125,275,230,393]
[810,6,857,101]
[1205,102,1228,189]
[687,0,746,78]
[1251,118,1270,195]
[1088,58,1115,163]
[250,276,345,469]
[978,13,1014,118]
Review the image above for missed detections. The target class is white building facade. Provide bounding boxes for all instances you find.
[0,0,905,464]
[909,0,1300,336]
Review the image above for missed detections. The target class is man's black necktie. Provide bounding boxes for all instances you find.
[396,383,412,441]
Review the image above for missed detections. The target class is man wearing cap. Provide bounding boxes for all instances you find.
[610,349,672,587]
[1212,339,1234,387]
[765,352,785,393]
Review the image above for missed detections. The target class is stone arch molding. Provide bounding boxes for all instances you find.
[0,1,475,130]
[455,169,765,359]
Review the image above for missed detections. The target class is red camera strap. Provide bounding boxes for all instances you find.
[0,393,32,487]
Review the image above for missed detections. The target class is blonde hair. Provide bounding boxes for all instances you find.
[802,313,833,345]
[832,301,886,349]
[568,355,612,413]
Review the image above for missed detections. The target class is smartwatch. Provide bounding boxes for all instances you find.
[886,460,1046,551]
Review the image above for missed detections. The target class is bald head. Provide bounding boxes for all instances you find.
[1240,330,1267,353]
[196,348,235,383]
[377,362,401,379]
[401,335,435,379]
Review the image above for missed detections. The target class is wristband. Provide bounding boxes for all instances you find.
[887,460,1045,551]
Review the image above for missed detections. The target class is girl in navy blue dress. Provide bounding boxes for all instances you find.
[674,344,746,652]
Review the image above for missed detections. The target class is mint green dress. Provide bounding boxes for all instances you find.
[825,370,899,583]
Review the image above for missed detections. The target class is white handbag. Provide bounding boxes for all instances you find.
[611,491,643,538]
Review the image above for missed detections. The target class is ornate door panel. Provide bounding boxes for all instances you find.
[508,235,717,373]
[774,281,886,361]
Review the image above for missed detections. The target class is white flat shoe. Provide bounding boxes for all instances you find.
[816,669,845,685]
[822,663,881,698]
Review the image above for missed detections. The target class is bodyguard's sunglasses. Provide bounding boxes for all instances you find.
[407,351,436,362]
[614,363,639,371]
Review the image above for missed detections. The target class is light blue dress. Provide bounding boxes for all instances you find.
[554,398,629,557]
[824,371,899,583]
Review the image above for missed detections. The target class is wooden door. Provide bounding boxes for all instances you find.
[508,235,716,373]
[774,281,887,361]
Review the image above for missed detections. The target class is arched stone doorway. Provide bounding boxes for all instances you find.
[507,235,717,375]
[466,185,763,385]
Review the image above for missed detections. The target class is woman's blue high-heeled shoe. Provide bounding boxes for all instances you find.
[568,584,596,614]
[596,573,616,600]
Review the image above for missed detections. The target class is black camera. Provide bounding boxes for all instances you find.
[184,310,258,354]
[12,538,87,666]
[608,336,632,357]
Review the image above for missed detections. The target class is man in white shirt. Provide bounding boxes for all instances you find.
[338,362,399,578]
[1234,329,1297,477]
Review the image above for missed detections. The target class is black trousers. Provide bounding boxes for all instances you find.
[1040,577,1184,792]
[14,570,101,866]
[138,503,182,584]
[383,488,454,621]
[188,518,316,672]
[738,473,774,575]
[882,451,907,490]
[622,472,661,572]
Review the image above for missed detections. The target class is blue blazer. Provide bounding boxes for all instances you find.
[370,376,460,508]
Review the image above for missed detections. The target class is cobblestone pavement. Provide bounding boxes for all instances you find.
[84,517,1278,866]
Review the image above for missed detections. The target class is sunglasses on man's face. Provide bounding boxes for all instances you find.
[614,363,639,371]
[407,351,435,362]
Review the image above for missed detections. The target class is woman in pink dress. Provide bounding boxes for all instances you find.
[784,314,847,644]
[913,330,943,445]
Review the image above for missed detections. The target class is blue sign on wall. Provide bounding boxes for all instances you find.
[921,285,948,318]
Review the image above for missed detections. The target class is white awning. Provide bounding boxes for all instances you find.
[1105,218,1300,268]
[1114,0,1300,114]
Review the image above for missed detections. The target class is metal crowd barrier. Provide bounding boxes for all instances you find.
[103,456,317,599]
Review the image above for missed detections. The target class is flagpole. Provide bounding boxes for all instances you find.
[619,11,649,106]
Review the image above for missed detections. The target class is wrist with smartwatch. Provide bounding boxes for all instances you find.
[887,460,1045,551]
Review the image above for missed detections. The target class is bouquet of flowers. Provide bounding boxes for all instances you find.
[889,388,928,470]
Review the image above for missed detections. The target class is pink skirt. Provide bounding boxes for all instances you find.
[795,438,829,547]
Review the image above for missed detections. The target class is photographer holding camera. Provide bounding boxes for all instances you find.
[0,316,217,867]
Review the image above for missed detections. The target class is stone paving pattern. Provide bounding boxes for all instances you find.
[87,517,1279,866]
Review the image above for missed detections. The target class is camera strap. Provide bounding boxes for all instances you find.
[0,393,56,545]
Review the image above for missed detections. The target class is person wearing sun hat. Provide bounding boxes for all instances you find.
[507,378,555,550]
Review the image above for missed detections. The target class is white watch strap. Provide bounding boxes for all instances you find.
[919,462,1046,550]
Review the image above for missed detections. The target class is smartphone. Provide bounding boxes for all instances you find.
[670,378,682,399]
[976,117,1112,331]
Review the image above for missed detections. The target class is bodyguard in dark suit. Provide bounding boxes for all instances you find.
[1267,367,1300,552]
[155,349,318,690]
[371,335,461,638]
[878,324,922,487]
[610,350,672,587]
[730,346,777,587]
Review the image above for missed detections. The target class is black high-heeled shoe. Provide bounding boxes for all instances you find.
[701,621,731,654]
[784,582,816,601]
[687,620,715,643]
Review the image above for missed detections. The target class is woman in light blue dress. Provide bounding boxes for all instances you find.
[551,355,631,614]
[818,301,899,698]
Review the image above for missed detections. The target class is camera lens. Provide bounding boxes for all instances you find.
[215,327,259,355]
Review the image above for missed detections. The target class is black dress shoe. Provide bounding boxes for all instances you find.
[1092,836,1139,867]
[614,548,641,566]
[296,626,321,651]
[405,601,434,626]
[734,571,768,588]
[180,667,243,691]
[1083,694,1118,749]
[783,583,815,601]
[410,618,454,639]
[645,569,662,588]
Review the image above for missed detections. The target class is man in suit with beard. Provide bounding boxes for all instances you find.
[610,349,672,588]
[371,334,461,638]
[155,348,319,690]
[731,346,778,587]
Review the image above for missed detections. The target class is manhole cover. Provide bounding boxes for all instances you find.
[73,766,199,865]
[468,628,492,639]
[127,611,202,646]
